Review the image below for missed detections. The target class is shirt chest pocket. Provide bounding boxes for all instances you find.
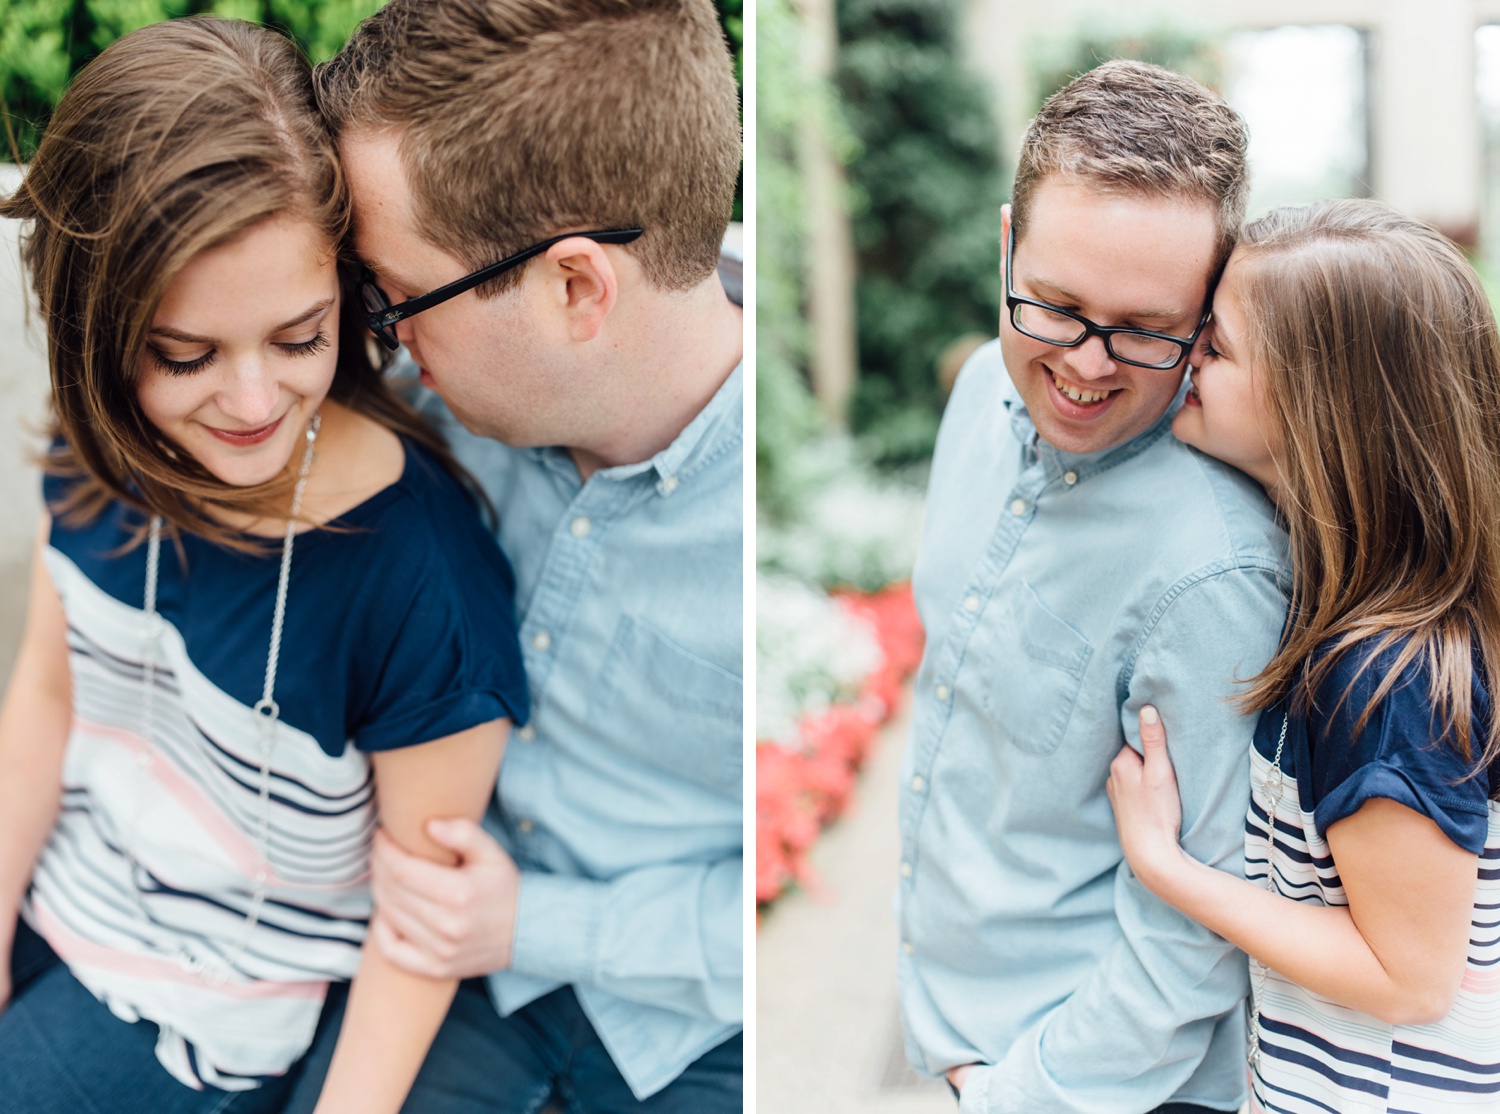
[590,615,743,794]
[973,580,1093,757]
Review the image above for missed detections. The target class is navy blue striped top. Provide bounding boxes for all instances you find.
[26,439,528,1091]
[1245,637,1500,1113]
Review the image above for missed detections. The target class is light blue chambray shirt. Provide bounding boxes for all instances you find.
[898,340,1289,1114]
[412,350,742,1100]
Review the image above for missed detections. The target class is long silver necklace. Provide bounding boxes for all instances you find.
[1247,710,1290,1073]
[131,413,320,984]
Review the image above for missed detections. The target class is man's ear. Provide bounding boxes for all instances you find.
[542,237,619,342]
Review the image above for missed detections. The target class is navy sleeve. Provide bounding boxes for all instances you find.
[349,451,530,752]
[1306,640,1491,854]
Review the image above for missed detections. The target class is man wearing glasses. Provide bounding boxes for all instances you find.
[285,2,743,1112]
[898,62,1287,1113]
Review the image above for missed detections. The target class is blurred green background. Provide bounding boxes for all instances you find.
[0,0,745,223]
[759,0,1500,510]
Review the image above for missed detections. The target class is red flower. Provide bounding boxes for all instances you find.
[756,581,927,916]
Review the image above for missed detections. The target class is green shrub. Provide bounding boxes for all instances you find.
[755,0,825,521]
[836,0,1006,466]
[0,0,385,158]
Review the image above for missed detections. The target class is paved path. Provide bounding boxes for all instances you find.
[757,700,952,1114]
[757,696,1253,1114]
[0,163,52,683]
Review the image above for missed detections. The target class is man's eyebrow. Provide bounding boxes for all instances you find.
[1027,276,1182,321]
[149,298,336,344]
[363,259,425,297]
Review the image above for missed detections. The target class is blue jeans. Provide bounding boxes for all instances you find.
[282,979,742,1114]
[947,1079,1226,1114]
[0,918,294,1114]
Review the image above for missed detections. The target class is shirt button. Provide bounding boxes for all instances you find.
[531,630,552,653]
[963,594,980,613]
[135,751,153,769]
[517,819,535,834]
[900,861,913,878]
[902,940,914,955]
[1010,497,1027,516]
[1064,470,1079,486]
[570,516,591,538]
[516,725,536,742]
[935,684,950,702]
[659,475,679,494]
[911,775,926,793]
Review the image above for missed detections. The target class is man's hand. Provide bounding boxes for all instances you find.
[946,1063,975,1094]
[368,818,521,979]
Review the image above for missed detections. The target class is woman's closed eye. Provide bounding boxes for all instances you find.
[150,347,214,376]
[148,331,330,377]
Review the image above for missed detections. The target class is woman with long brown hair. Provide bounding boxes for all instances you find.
[1109,198,1500,1112]
[0,17,528,1113]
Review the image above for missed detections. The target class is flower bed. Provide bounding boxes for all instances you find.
[755,581,923,911]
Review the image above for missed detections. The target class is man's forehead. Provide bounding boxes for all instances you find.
[1017,186,1218,312]
[339,131,424,268]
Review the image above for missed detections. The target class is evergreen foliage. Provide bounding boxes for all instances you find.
[755,0,824,521]
[0,0,744,200]
[0,0,383,159]
[835,0,1006,465]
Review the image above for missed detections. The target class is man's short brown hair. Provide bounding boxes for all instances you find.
[1012,60,1249,268]
[315,0,740,292]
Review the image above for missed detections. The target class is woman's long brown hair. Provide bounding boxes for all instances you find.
[0,16,477,550]
[1236,199,1500,777]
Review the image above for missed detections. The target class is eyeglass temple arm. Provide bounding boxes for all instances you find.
[370,228,645,327]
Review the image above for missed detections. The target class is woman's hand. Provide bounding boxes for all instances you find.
[1106,705,1191,893]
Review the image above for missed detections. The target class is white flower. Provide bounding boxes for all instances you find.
[756,572,883,746]
[759,436,926,591]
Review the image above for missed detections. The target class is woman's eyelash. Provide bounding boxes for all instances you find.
[283,331,330,358]
[148,331,330,377]
[152,349,214,376]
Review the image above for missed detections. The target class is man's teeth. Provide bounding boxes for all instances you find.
[1050,372,1110,404]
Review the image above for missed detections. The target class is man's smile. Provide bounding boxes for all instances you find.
[1046,365,1119,407]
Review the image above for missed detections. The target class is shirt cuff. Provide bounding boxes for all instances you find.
[509,871,608,984]
[958,1064,997,1114]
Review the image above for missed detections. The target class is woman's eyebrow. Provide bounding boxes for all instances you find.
[272,298,336,333]
[148,298,336,343]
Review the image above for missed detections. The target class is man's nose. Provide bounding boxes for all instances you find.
[1059,335,1117,382]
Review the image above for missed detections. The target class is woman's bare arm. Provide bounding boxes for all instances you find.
[1109,705,1476,1026]
[311,718,507,1114]
[0,522,75,1012]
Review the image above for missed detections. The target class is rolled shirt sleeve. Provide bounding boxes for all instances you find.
[974,569,1284,1113]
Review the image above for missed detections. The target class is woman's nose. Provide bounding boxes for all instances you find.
[215,362,281,427]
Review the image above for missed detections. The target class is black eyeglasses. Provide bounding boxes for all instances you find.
[357,227,645,351]
[1004,228,1212,371]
